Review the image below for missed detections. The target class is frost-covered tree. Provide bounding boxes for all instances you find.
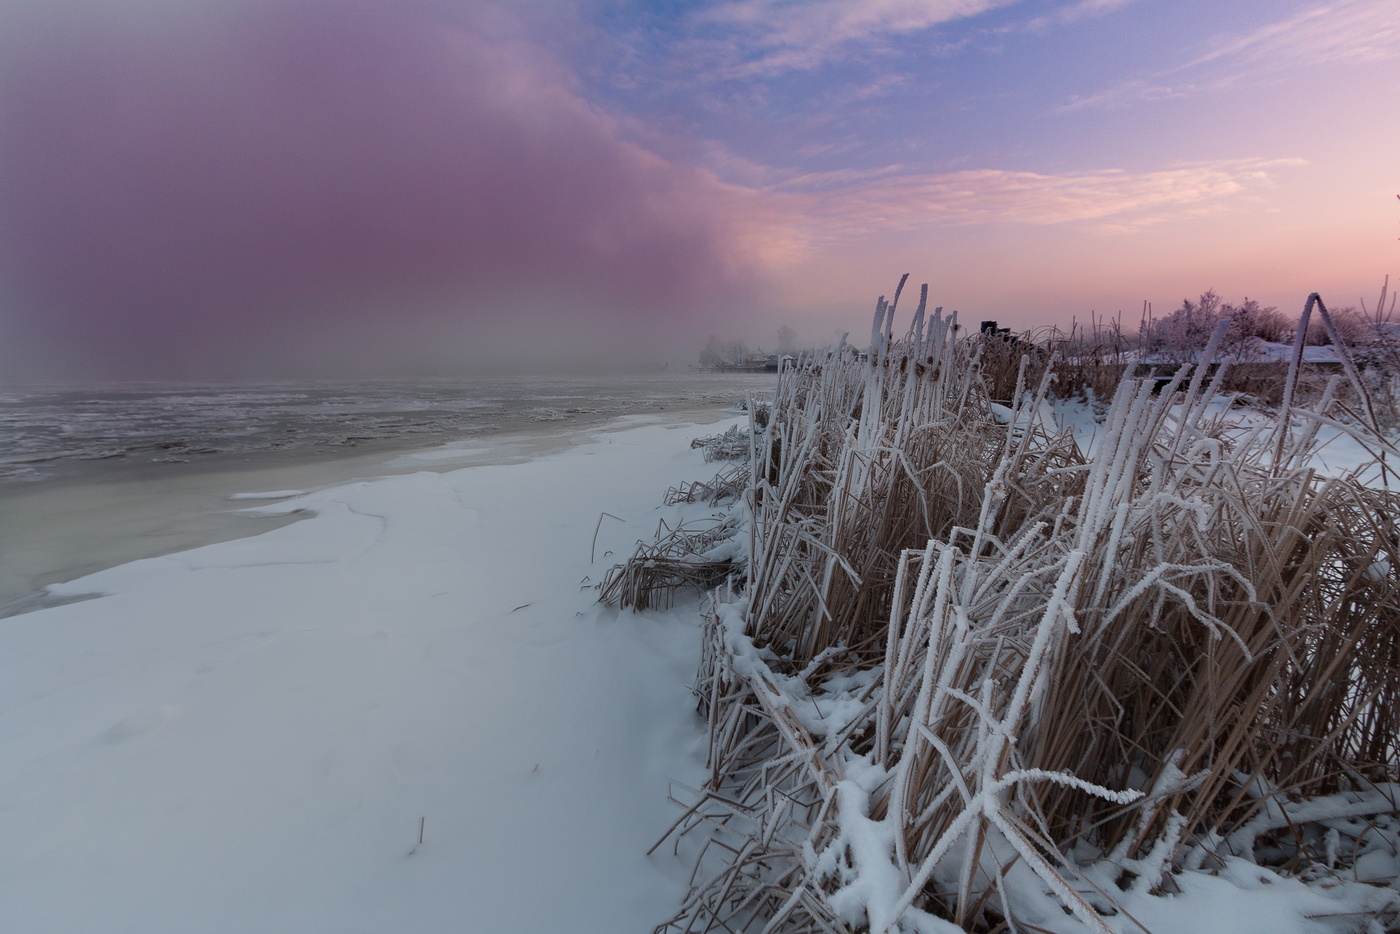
[1142,291,1287,362]
[1229,297,1291,343]
[700,334,750,367]
[1304,305,1372,346]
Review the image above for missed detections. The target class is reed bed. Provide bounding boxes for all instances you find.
[976,318,1133,406]
[616,281,1400,933]
[977,308,1391,420]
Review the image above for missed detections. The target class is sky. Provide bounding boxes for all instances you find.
[0,0,1396,379]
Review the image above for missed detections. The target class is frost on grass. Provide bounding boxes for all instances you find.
[615,279,1400,933]
[691,423,754,462]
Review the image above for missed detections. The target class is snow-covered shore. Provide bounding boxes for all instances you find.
[0,412,735,933]
[0,420,610,612]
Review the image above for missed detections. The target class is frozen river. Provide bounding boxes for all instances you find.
[0,372,773,612]
[0,372,774,485]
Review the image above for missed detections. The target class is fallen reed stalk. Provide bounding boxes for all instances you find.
[598,516,743,611]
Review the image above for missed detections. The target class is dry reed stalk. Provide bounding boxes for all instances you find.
[634,282,1400,933]
[599,518,742,611]
[977,317,1135,407]
[694,424,755,462]
[665,465,748,507]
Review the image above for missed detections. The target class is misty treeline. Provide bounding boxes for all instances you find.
[700,327,801,367]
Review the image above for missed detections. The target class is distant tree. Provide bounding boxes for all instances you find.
[1229,298,1290,343]
[700,335,722,368]
[776,325,798,355]
[1143,291,1223,363]
[1304,305,1372,346]
[700,334,750,367]
[1142,291,1286,362]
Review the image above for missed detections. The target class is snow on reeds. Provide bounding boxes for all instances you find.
[612,280,1400,933]
[597,515,742,611]
[693,423,759,462]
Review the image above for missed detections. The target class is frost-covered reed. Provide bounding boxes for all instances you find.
[620,279,1400,933]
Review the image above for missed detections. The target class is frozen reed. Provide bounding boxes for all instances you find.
[625,280,1400,933]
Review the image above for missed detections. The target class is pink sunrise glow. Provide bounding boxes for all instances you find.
[0,0,1396,378]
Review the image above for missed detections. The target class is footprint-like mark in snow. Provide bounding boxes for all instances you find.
[101,706,178,744]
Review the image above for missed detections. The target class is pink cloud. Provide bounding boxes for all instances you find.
[787,159,1305,240]
[0,1,769,377]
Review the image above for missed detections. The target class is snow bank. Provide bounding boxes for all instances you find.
[0,414,732,933]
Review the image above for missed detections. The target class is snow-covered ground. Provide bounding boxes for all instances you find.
[0,413,730,933]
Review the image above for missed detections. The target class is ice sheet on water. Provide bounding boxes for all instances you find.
[0,373,775,484]
[227,490,305,500]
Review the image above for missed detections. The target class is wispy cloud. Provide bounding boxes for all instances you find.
[693,0,1016,75]
[1013,0,1140,33]
[1054,76,1236,113]
[784,159,1304,241]
[773,164,909,191]
[697,0,1152,74]
[1057,0,1400,111]
[1059,0,1139,19]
